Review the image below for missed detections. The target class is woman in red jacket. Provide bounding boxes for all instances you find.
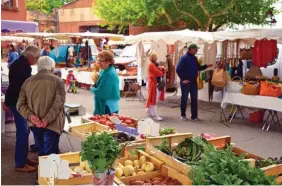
[145,51,165,121]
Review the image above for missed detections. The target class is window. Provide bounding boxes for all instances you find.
[1,0,18,10]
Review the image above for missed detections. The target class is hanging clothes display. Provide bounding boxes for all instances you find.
[166,55,175,88]
[253,39,277,68]
[203,42,217,69]
[197,57,204,90]
[151,40,167,64]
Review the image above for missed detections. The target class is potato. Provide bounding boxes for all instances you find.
[73,166,83,173]
[139,156,146,166]
[123,165,134,177]
[124,160,133,166]
[133,160,140,168]
[115,167,123,178]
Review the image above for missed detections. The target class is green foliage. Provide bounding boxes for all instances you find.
[26,0,73,14]
[94,0,279,32]
[188,145,277,185]
[80,132,121,174]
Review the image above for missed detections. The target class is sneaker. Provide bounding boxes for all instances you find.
[191,118,203,123]
[181,116,188,121]
[145,109,156,117]
[154,116,163,121]
[15,164,37,173]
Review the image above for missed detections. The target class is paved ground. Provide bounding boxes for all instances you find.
[1,86,282,185]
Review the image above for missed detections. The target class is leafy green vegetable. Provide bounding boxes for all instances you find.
[189,145,277,185]
[80,132,121,174]
[159,128,176,136]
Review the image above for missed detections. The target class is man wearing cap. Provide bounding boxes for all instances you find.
[41,41,50,56]
[176,44,212,122]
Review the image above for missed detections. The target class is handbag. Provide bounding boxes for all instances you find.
[245,66,263,80]
[211,68,227,87]
[259,81,280,97]
[241,81,260,95]
[157,76,165,91]
[240,47,253,60]
[226,76,243,93]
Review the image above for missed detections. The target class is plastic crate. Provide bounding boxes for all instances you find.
[115,123,139,136]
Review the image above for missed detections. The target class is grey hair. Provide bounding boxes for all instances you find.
[37,56,55,71]
[23,45,40,58]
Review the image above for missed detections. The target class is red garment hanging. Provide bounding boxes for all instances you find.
[252,39,277,68]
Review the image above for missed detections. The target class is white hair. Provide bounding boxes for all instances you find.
[37,56,55,71]
[23,45,40,58]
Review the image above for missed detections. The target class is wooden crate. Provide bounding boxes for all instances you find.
[38,152,92,185]
[114,150,164,184]
[261,164,282,184]
[122,133,193,157]
[145,136,232,175]
[69,121,115,141]
[231,146,264,160]
[116,165,192,185]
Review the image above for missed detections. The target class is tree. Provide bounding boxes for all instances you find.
[94,0,279,32]
[26,0,73,14]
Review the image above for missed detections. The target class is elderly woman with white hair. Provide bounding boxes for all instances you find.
[145,51,166,121]
[4,45,40,172]
[17,56,66,157]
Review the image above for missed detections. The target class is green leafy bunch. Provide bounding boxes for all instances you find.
[189,145,277,185]
[80,132,121,174]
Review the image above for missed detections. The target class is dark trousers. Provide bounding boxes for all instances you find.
[180,81,198,119]
[31,128,60,156]
[10,106,29,168]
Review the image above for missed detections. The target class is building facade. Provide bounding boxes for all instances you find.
[26,10,56,32]
[1,0,26,21]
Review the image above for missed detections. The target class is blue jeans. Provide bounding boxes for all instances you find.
[10,106,29,168]
[31,128,60,156]
[180,81,198,119]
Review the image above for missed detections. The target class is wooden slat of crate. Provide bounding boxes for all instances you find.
[261,164,282,184]
[231,146,264,160]
[262,164,282,176]
[145,144,190,176]
[69,121,112,141]
[118,165,191,185]
[38,152,93,185]
[276,176,282,184]
[207,135,231,149]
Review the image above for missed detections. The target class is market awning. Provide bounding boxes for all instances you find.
[1,20,39,33]
[1,36,35,42]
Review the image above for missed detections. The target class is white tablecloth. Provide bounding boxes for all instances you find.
[61,68,137,90]
[221,92,282,112]
[119,75,138,91]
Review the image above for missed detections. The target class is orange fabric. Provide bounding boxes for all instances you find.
[259,81,280,97]
[146,62,165,108]
[66,74,77,85]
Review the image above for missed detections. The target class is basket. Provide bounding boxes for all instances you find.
[226,76,243,93]
[241,81,259,95]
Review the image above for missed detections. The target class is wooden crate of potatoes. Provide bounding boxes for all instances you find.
[116,164,192,185]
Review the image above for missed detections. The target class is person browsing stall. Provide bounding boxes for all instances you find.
[7,44,18,68]
[176,44,212,122]
[90,50,120,115]
[17,56,66,156]
[4,46,40,172]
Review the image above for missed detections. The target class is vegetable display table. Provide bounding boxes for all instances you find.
[221,92,282,131]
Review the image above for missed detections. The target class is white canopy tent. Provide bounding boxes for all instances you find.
[1,36,35,42]
[14,31,125,41]
[126,28,282,45]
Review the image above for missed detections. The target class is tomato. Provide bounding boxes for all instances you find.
[99,119,107,125]
[125,119,133,125]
